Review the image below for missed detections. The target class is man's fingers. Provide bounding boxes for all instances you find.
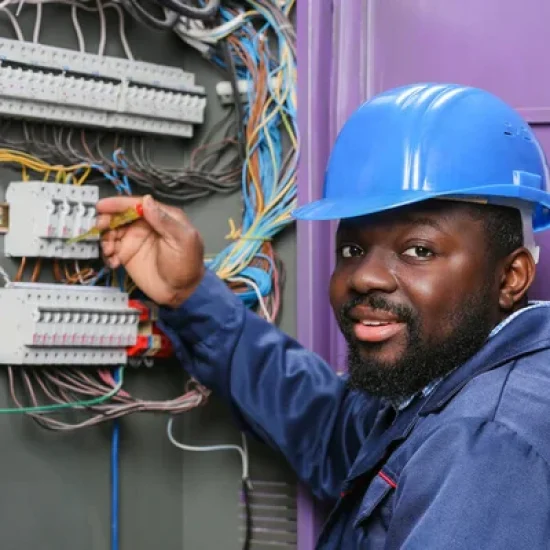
[96,196,191,237]
[106,256,121,269]
[96,195,142,215]
[96,195,185,219]
[154,201,189,223]
[101,236,115,257]
[141,195,192,239]
[96,214,111,231]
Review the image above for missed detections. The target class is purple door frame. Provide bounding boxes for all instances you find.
[296,0,372,546]
[296,1,334,547]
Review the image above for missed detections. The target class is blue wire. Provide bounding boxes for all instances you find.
[111,266,126,550]
[88,231,120,550]
[111,371,120,550]
[107,168,132,550]
[200,0,297,310]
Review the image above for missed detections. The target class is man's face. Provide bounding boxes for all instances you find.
[330,200,503,400]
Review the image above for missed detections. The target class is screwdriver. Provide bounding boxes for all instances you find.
[66,203,144,244]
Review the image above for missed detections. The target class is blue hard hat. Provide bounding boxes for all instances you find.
[293,83,550,232]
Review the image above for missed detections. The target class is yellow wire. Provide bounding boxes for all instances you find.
[217,43,297,279]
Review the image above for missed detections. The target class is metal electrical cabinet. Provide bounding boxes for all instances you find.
[0,5,298,550]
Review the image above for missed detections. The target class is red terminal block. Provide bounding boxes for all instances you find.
[127,335,150,357]
[128,300,150,322]
[126,299,173,359]
[152,324,174,358]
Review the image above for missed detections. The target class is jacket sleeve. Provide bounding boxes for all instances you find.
[385,419,550,549]
[157,269,379,502]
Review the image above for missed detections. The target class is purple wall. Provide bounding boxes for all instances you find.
[296,2,550,547]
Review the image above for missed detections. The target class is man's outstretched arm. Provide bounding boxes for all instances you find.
[158,269,380,502]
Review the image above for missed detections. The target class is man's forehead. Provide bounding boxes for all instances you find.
[337,200,469,233]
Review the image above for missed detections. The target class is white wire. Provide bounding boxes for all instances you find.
[229,276,272,322]
[71,3,85,52]
[167,416,250,483]
[5,0,132,60]
[74,260,86,283]
[0,265,11,285]
[174,12,253,45]
[0,7,24,40]
[32,1,41,43]
[104,2,133,60]
[96,0,105,56]
[0,264,11,286]
[12,0,96,6]
[14,0,25,16]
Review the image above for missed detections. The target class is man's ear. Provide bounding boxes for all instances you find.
[498,247,536,311]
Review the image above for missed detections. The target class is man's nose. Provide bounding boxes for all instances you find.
[348,249,397,295]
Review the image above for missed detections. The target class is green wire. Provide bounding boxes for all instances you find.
[0,366,125,414]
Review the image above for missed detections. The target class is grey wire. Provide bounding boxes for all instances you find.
[155,0,220,21]
[120,0,179,30]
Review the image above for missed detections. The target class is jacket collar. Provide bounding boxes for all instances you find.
[392,302,550,412]
[344,306,550,485]
[420,305,550,416]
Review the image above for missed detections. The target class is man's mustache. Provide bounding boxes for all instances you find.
[339,294,416,326]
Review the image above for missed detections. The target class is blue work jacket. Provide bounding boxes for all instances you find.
[159,270,550,549]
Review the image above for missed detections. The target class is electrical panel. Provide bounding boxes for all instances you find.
[5,181,99,259]
[0,38,207,138]
[0,282,139,365]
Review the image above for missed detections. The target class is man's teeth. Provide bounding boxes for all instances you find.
[360,321,391,326]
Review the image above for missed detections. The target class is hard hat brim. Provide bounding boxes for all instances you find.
[292,184,550,231]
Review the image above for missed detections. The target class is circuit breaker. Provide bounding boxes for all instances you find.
[0,38,207,138]
[5,181,99,259]
[0,282,139,365]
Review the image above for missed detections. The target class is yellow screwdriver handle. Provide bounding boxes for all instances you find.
[66,203,144,245]
[66,227,101,244]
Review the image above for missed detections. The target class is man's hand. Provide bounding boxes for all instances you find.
[96,195,205,308]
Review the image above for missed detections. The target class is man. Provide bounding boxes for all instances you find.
[97,84,550,548]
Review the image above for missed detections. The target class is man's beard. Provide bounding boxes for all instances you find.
[339,289,495,401]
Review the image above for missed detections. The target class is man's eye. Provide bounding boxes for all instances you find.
[339,244,364,258]
[402,246,434,259]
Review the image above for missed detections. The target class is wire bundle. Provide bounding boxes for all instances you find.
[6,366,210,430]
[185,0,298,323]
[0,116,244,202]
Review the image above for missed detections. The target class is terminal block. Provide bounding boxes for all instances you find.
[0,37,203,91]
[5,181,99,259]
[0,282,139,365]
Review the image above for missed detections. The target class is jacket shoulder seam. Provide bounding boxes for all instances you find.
[491,358,516,422]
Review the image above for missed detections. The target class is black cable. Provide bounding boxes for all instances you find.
[221,38,247,163]
[241,478,252,550]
